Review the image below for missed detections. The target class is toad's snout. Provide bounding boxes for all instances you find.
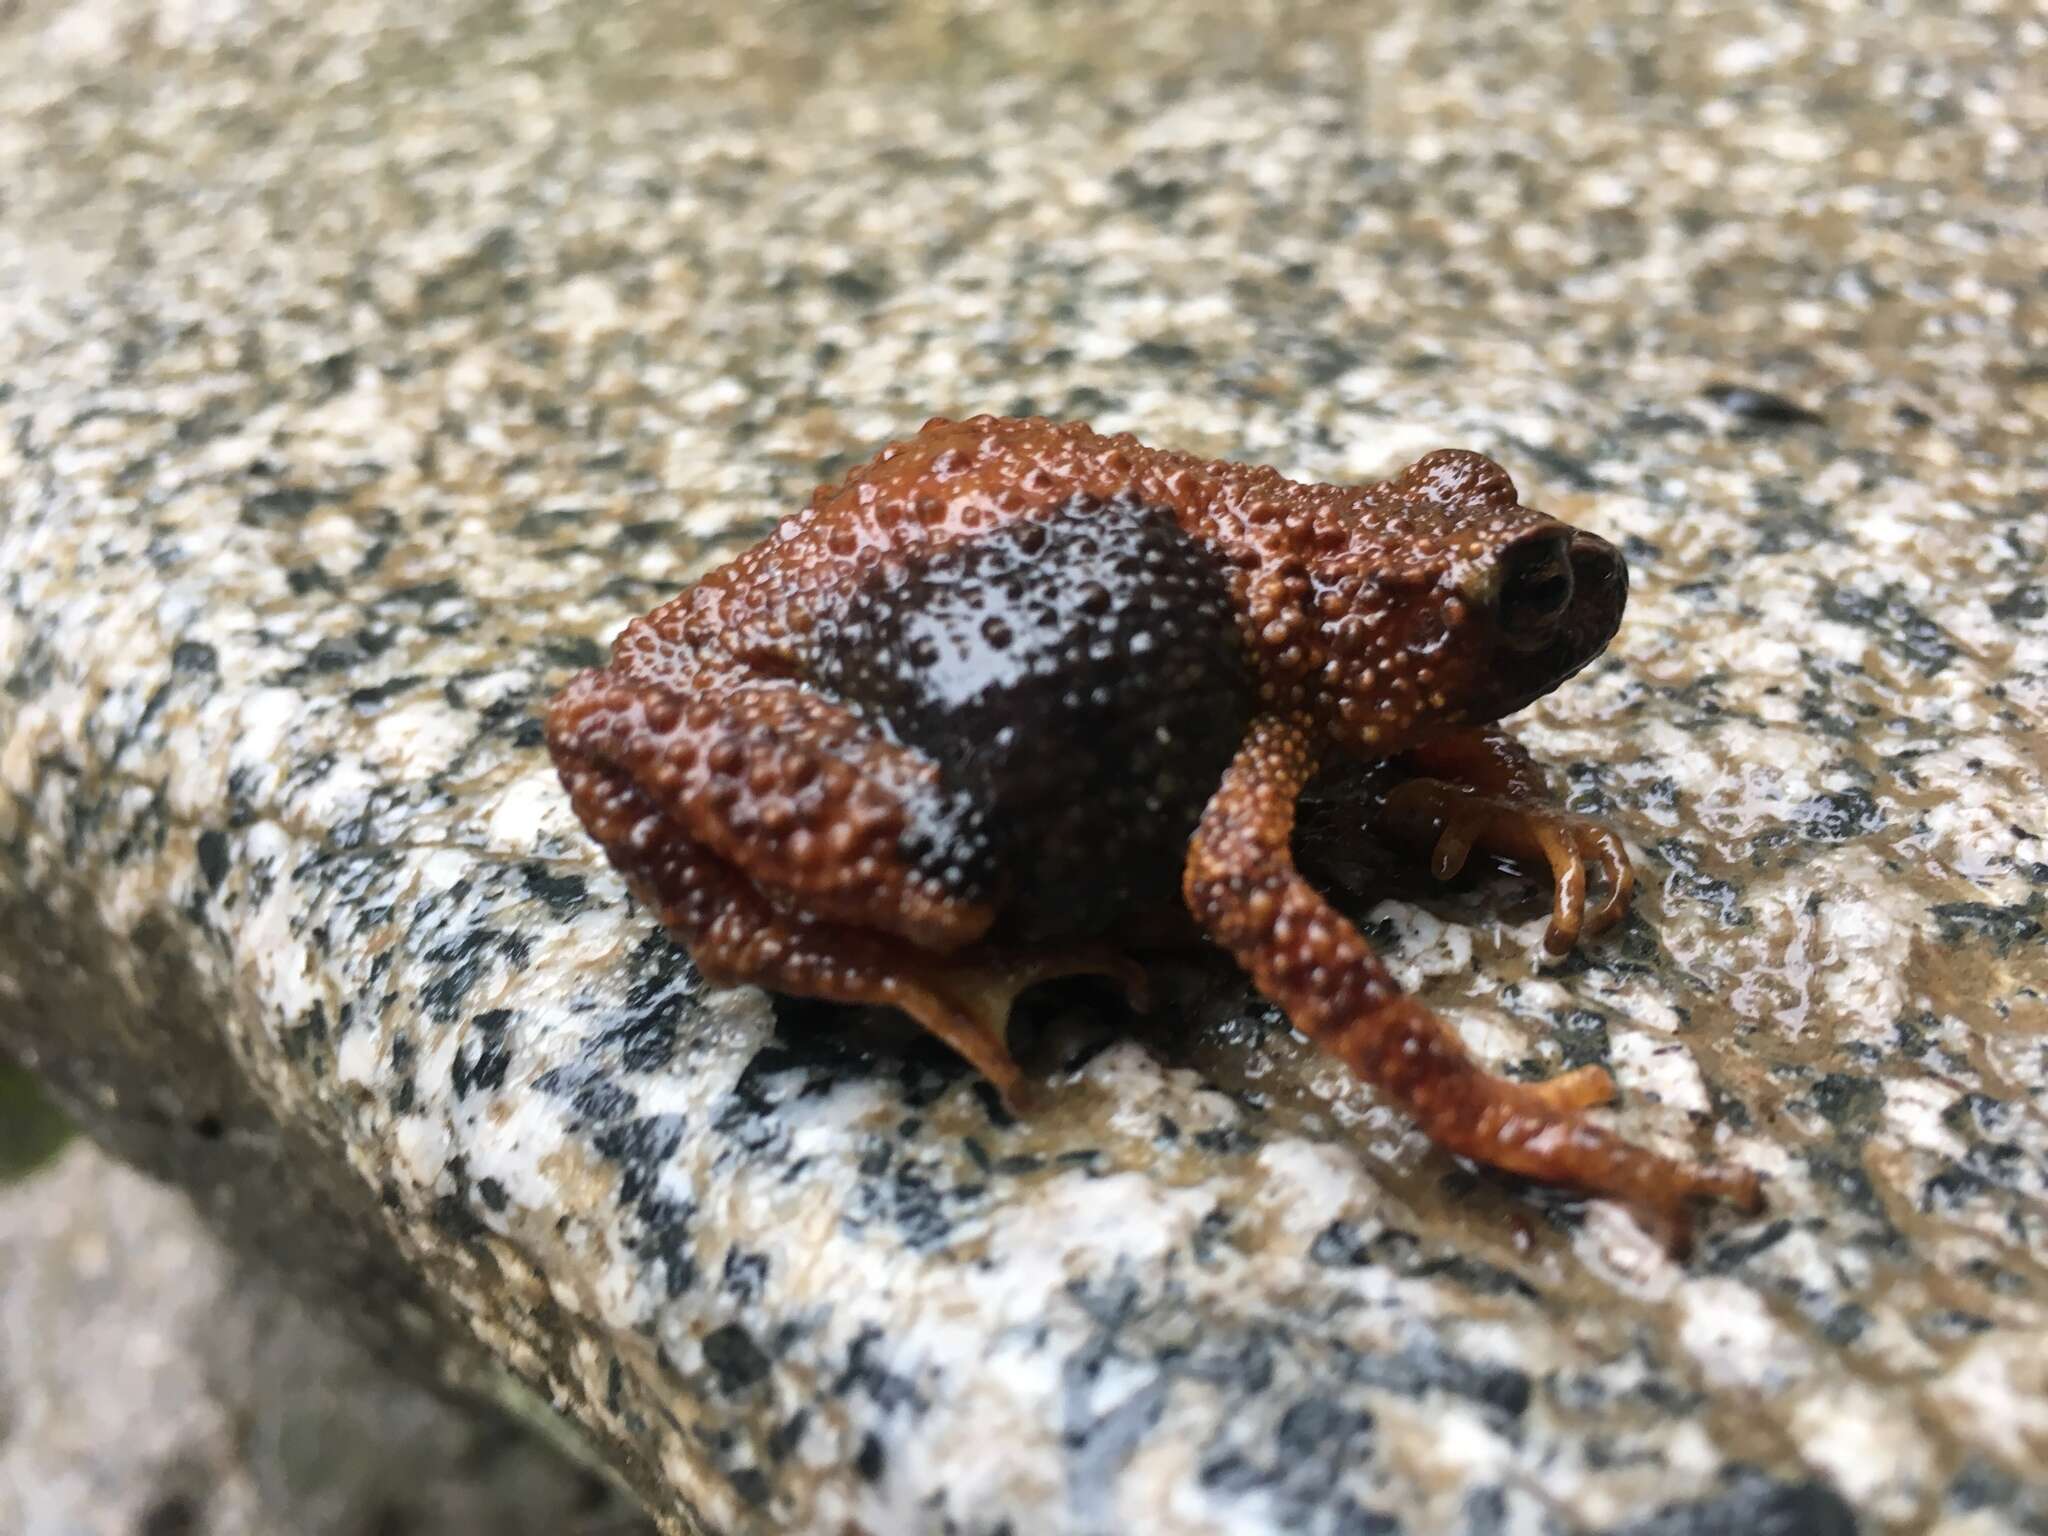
[1466,525,1629,721]
[1495,528,1625,650]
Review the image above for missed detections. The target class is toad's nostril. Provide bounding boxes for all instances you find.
[1569,531,1626,610]
[1497,531,1576,651]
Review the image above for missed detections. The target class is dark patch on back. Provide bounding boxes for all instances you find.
[811,495,1255,940]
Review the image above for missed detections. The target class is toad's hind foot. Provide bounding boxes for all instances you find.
[1323,996,1762,1257]
[896,948,1152,1113]
[1457,1059,1765,1255]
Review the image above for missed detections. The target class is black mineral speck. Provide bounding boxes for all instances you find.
[1990,584,2044,622]
[138,1493,202,1536]
[592,1113,686,1204]
[1653,839,1750,926]
[825,266,889,303]
[1276,1396,1374,1456]
[195,830,230,892]
[1551,1008,1611,1070]
[721,1247,768,1303]
[1806,1072,1882,1132]
[521,862,589,917]
[1789,788,1886,843]
[1193,1125,1259,1156]
[1702,383,1825,427]
[544,635,607,670]
[1801,1146,1891,1223]
[432,1192,486,1241]
[1818,583,1959,676]
[1128,337,1202,368]
[1331,1499,1401,1536]
[1310,1221,1371,1267]
[1820,1303,1869,1346]
[1462,1486,1507,1536]
[1931,899,2043,953]
[570,1078,637,1123]
[701,1323,770,1393]
[630,1192,698,1298]
[834,1326,925,1415]
[1198,1451,1269,1494]
[726,1467,770,1508]
[1351,1340,1530,1420]
[1948,1458,2019,1513]
[1612,1468,1858,1536]
[452,1008,512,1096]
[516,507,593,538]
[347,675,421,709]
[1409,1253,1540,1302]
[241,485,325,523]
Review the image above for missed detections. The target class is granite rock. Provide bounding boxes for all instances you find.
[0,0,2044,1533]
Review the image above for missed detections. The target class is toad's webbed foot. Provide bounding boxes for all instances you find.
[1186,714,1761,1256]
[1374,727,1634,957]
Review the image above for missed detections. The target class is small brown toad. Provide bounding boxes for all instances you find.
[547,415,1761,1250]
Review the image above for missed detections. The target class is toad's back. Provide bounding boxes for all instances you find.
[648,415,1306,669]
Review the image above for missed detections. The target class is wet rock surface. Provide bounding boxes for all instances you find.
[1,1,2043,1532]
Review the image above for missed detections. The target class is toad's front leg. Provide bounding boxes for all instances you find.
[1184,714,1761,1254]
[1375,725,1634,958]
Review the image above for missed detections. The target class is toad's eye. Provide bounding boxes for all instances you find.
[1496,531,1575,651]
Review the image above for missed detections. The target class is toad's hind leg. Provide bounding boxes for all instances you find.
[1185,715,1761,1255]
[552,754,1138,1109]
[548,662,993,953]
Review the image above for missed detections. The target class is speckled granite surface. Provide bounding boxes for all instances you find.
[1,1,2044,1532]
